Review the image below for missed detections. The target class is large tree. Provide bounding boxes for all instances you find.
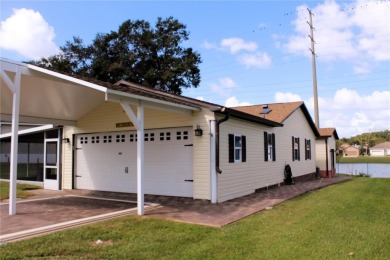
[30,17,201,94]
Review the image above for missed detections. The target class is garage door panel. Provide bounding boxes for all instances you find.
[75,127,193,197]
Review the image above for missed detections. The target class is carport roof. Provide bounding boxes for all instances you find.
[0,59,205,125]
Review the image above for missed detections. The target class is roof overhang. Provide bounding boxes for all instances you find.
[1,58,199,125]
[213,107,283,127]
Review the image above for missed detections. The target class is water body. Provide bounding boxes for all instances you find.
[336,163,390,178]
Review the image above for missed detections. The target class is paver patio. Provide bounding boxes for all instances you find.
[0,176,351,243]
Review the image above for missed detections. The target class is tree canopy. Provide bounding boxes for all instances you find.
[30,17,201,95]
[337,130,390,148]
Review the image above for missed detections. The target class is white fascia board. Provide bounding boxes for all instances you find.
[106,90,199,113]
[26,64,108,92]
[0,114,77,127]
[0,124,54,139]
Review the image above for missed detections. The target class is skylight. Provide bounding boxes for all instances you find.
[260,109,271,114]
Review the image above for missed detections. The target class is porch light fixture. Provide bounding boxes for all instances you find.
[62,137,70,143]
[194,125,203,136]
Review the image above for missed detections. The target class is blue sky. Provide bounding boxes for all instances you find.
[1,0,389,138]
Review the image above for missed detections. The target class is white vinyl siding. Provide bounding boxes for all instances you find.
[218,107,317,203]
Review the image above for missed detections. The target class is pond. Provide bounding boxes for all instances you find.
[336,163,390,178]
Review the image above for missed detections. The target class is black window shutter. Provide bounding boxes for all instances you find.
[309,140,311,160]
[298,137,301,161]
[272,133,276,161]
[305,139,307,160]
[292,136,295,161]
[264,132,268,161]
[228,134,234,163]
[242,135,246,162]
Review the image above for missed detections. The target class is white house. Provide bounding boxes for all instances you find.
[316,128,339,178]
[1,58,337,215]
[370,142,390,157]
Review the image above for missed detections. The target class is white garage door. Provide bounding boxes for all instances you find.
[75,127,193,197]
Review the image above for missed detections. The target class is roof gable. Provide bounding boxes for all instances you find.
[371,142,390,149]
[319,127,339,140]
[232,101,320,136]
[232,101,303,124]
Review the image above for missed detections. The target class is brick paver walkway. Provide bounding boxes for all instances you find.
[0,176,350,242]
[145,176,351,227]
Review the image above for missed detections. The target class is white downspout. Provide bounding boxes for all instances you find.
[210,120,217,203]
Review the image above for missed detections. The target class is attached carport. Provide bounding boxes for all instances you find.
[0,58,199,216]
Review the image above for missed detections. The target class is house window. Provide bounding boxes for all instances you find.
[264,132,276,161]
[235,135,242,162]
[292,136,300,161]
[229,134,246,163]
[305,139,311,160]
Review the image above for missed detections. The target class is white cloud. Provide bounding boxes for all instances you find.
[220,37,258,53]
[209,77,238,97]
[237,52,271,68]
[308,88,390,137]
[203,37,272,69]
[275,92,302,102]
[202,41,218,50]
[284,0,390,68]
[225,96,252,107]
[196,96,205,101]
[0,8,59,59]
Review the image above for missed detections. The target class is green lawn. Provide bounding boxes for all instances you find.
[0,181,41,200]
[337,156,390,163]
[1,178,389,259]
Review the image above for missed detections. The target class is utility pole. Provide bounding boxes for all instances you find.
[307,8,319,128]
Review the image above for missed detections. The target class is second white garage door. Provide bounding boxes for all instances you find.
[75,127,193,197]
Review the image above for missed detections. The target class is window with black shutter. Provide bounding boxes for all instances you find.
[305,139,311,160]
[229,134,246,163]
[292,136,300,161]
[264,132,276,162]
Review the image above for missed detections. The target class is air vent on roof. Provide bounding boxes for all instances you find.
[260,109,271,114]
[262,104,268,108]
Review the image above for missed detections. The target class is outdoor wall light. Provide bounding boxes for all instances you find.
[194,125,203,137]
[62,137,70,143]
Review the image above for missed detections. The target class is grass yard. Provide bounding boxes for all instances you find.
[1,178,389,259]
[337,156,390,163]
[0,181,41,200]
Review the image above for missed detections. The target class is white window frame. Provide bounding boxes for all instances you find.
[267,133,273,161]
[234,135,242,163]
[306,139,311,160]
[294,137,299,161]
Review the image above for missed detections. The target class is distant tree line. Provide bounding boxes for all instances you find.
[337,130,390,155]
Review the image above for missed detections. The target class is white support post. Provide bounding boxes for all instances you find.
[137,103,144,215]
[210,120,217,203]
[8,67,21,215]
[120,100,145,215]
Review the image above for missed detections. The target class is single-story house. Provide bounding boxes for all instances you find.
[1,58,337,215]
[339,144,360,157]
[316,128,339,178]
[370,142,390,156]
